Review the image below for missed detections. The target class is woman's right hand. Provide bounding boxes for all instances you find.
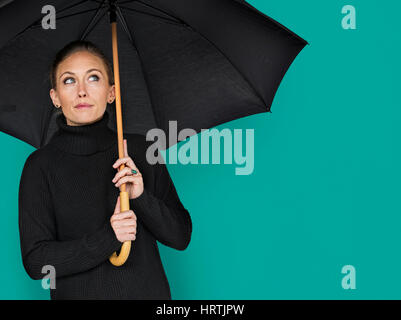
[110,196,137,243]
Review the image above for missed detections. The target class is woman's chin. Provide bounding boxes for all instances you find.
[68,108,103,125]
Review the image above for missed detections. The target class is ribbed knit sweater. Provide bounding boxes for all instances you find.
[18,111,192,300]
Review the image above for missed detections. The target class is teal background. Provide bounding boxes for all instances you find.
[1,0,400,299]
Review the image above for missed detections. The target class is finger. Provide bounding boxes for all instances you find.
[113,196,120,214]
[116,226,137,235]
[120,233,136,241]
[113,165,141,181]
[112,167,132,183]
[111,210,137,222]
[114,217,137,226]
[115,210,136,219]
[113,157,138,171]
[124,139,128,157]
[112,156,138,171]
[113,219,137,228]
[115,216,137,225]
[127,234,136,241]
[116,209,137,218]
[115,175,142,188]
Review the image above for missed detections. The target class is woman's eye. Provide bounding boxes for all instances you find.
[89,74,99,81]
[63,77,74,84]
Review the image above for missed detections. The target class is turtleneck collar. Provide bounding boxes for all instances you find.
[49,111,116,155]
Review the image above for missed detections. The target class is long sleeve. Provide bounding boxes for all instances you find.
[18,153,122,280]
[129,160,192,251]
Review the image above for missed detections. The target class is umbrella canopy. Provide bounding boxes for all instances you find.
[0,0,307,150]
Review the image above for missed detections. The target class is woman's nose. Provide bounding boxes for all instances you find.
[78,83,87,97]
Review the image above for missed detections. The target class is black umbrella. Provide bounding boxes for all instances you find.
[0,0,308,265]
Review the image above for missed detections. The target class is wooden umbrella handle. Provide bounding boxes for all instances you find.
[108,20,132,266]
[109,191,131,266]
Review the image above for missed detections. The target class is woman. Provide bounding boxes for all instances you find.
[18,40,192,300]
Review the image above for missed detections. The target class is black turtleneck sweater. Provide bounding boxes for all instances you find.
[18,111,192,300]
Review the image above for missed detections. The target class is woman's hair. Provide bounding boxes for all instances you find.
[49,40,114,90]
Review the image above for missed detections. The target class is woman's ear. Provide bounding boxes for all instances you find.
[49,88,60,107]
[108,84,116,104]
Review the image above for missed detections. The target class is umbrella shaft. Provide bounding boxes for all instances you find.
[111,22,126,191]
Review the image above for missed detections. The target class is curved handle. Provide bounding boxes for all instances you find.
[109,191,131,266]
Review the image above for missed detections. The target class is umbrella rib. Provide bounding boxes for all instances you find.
[57,0,92,15]
[6,0,92,43]
[28,6,108,26]
[79,0,108,40]
[129,0,187,26]
[59,4,108,20]
[36,0,93,26]
[118,5,185,27]
[114,6,162,131]
[194,29,268,110]
[117,0,137,4]
[115,5,137,50]
[89,0,132,4]
[80,8,108,40]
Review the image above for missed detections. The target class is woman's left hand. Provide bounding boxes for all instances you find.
[112,139,144,199]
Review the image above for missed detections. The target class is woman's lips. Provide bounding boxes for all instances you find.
[75,104,93,109]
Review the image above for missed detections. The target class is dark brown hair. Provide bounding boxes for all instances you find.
[49,40,114,90]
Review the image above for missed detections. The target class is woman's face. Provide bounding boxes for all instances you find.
[50,51,115,126]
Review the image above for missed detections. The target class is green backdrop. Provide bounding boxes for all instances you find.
[1,0,400,299]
